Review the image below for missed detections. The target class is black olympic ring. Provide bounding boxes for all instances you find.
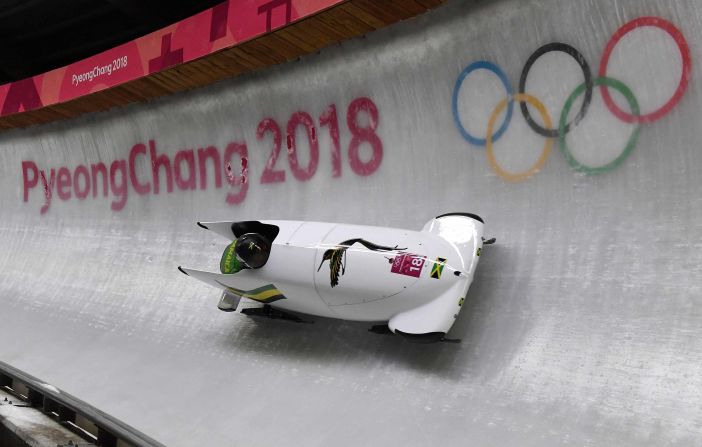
[518,42,593,138]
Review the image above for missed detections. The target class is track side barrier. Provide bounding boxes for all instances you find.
[0,362,163,447]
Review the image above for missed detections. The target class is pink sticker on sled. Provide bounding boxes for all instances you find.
[391,253,425,278]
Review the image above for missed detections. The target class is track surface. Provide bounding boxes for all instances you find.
[1,0,701,445]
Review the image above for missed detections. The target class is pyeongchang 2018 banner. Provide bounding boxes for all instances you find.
[0,0,342,117]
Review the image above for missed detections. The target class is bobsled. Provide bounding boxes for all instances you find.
[178,213,490,343]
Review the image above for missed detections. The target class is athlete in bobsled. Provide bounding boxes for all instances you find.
[220,232,271,274]
[178,213,494,343]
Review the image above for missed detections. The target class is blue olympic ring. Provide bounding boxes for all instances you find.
[452,60,514,147]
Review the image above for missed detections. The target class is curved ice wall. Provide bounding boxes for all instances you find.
[1,0,701,445]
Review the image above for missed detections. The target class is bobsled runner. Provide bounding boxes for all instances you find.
[178,213,492,343]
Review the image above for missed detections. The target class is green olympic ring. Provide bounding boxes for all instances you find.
[559,77,641,175]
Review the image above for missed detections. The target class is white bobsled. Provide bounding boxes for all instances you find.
[178,213,488,343]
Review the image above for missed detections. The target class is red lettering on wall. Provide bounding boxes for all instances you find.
[56,167,72,201]
[91,163,108,197]
[258,118,285,183]
[150,140,173,194]
[175,149,197,190]
[319,104,341,177]
[39,169,55,215]
[197,146,222,190]
[224,142,248,205]
[19,96,382,214]
[286,111,318,181]
[347,97,383,176]
[74,165,90,200]
[22,161,38,202]
[128,143,151,195]
[110,160,128,211]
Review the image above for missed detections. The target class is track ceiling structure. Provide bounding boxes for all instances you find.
[0,0,446,130]
[0,0,223,84]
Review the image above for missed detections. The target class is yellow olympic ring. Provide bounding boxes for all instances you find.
[486,93,553,182]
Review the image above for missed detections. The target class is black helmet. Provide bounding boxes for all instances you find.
[235,233,271,269]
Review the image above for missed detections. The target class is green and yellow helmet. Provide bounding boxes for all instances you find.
[234,233,271,269]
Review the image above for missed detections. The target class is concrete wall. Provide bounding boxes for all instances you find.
[1,0,701,445]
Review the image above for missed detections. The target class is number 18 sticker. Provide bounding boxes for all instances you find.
[391,253,426,278]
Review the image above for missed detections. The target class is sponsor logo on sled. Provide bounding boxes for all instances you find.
[391,252,425,278]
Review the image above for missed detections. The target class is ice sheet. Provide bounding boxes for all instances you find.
[1,0,701,445]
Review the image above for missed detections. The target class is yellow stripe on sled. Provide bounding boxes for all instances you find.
[216,281,286,304]
[243,287,283,302]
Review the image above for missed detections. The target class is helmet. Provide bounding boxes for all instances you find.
[235,233,271,269]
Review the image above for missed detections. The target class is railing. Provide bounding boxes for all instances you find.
[0,361,163,447]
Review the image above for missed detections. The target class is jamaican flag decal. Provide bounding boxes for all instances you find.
[430,257,447,279]
[215,281,286,303]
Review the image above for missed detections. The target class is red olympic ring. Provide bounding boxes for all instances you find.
[599,16,692,124]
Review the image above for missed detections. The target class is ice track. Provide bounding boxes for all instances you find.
[1,0,701,445]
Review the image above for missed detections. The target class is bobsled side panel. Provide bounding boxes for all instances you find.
[388,281,471,335]
[313,221,472,322]
[422,214,483,274]
[314,224,423,307]
[181,240,337,318]
[328,259,473,322]
[258,241,337,318]
[388,215,484,335]
[178,267,283,299]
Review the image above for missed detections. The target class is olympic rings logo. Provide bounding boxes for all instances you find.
[452,16,692,182]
